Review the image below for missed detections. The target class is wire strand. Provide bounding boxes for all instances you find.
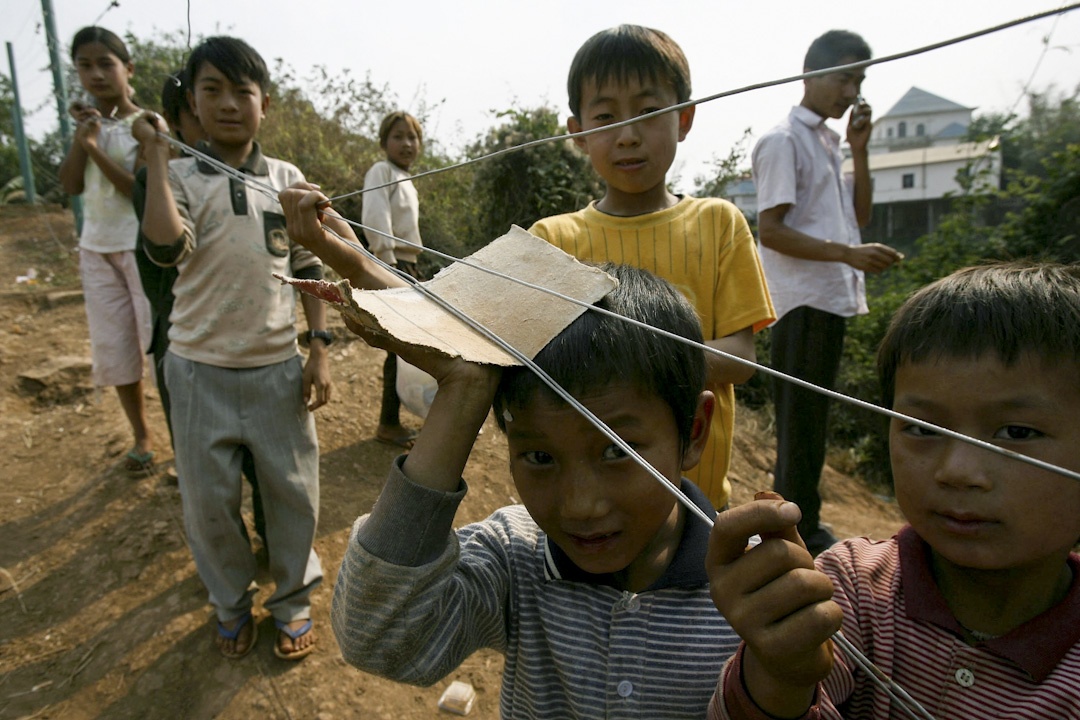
[151,128,1080,485]
[329,210,1080,483]
[326,2,1080,203]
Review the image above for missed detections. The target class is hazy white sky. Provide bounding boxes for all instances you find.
[4,0,1078,191]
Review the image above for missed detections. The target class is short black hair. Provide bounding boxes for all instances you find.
[185,36,269,93]
[877,261,1080,407]
[160,69,189,128]
[803,30,871,72]
[494,263,706,456]
[567,25,691,120]
[70,26,130,64]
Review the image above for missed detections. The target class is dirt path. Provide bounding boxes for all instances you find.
[0,206,905,719]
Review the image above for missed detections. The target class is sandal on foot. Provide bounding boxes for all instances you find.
[274,618,315,660]
[123,449,155,477]
[217,612,258,659]
[375,430,418,450]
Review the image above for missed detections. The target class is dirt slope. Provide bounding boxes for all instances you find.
[0,206,904,720]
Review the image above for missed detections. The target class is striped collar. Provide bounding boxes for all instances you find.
[899,525,1080,682]
[543,479,717,590]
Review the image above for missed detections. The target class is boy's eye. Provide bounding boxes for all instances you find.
[993,425,1044,441]
[601,443,631,461]
[521,450,554,466]
[592,112,614,123]
[900,422,939,438]
[639,107,662,116]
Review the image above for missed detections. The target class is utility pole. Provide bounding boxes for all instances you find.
[6,42,37,204]
[41,0,82,231]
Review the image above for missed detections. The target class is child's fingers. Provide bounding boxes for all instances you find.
[753,491,808,549]
[707,497,802,568]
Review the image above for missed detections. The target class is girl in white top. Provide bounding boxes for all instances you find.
[362,111,426,448]
[58,26,154,475]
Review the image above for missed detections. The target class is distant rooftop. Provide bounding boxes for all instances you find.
[882,87,972,118]
[936,121,968,139]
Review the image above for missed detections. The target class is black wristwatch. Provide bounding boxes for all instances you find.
[305,329,334,346]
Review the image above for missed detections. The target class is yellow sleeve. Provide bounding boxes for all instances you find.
[712,202,775,338]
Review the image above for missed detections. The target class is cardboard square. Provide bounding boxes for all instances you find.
[278,225,617,365]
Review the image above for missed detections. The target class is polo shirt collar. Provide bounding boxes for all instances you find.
[194,140,269,176]
[542,478,717,590]
[899,525,1080,682]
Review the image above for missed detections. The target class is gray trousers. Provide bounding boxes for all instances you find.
[165,352,323,623]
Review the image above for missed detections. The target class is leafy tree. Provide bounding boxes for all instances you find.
[966,84,1080,185]
[123,29,190,113]
[693,127,753,200]
[467,106,600,252]
[0,74,20,188]
[0,73,68,203]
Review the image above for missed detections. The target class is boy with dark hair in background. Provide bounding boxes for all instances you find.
[530,24,775,512]
[707,262,1080,719]
[324,262,744,718]
[134,36,330,661]
[752,29,902,555]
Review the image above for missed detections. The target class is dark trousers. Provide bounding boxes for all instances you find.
[770,306,847,536]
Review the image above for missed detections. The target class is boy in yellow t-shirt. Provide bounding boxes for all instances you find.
[530,24,775,509]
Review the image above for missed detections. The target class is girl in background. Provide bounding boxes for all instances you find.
[361,111,425,448]
[58,26,154,475]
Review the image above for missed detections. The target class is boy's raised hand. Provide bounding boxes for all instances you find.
[706,493,842,717]
[279,183,331,250]
[131,111,170,150]
[279,183,404,294]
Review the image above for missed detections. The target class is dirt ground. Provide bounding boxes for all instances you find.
[0,205,905,720]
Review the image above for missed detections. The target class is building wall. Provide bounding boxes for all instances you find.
[871,154,997,204]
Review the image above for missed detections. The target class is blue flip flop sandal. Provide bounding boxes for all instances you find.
[217,612,258,659]
[123,449,155,477]
[274,618,315,660]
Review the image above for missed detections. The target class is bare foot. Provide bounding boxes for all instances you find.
[275,618,316,660]
[216,614,257,659]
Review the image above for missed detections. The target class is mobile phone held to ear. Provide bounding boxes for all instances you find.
[850,95,871,130]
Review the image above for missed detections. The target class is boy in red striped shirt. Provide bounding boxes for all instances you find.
[706,262,1080,719]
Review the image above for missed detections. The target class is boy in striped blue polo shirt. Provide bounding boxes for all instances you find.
[330,263,741,718]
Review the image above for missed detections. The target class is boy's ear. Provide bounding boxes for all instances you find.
[567,116,588,152]
[187,89,198,118]
[677,104,696,143]
[680,390,715,472]
[260,92,271,118]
